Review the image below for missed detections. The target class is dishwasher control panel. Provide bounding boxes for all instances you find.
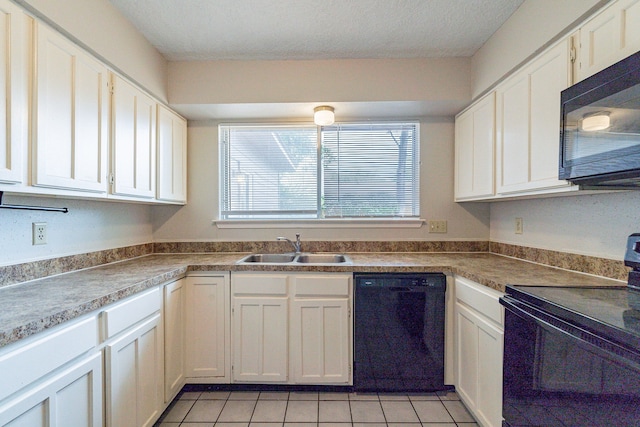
[355,273,446,289]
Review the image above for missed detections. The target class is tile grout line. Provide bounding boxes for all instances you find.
[248,392,259,425]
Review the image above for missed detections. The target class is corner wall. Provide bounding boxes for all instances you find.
[0,0,164,266]
[473,0,634,261]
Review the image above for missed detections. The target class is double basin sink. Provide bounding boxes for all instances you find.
[237,253,351,265]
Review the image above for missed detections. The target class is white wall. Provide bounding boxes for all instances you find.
[0,195,152,266]
[490,191,640,260]
[169,57,470,105]
[151,119,490,242]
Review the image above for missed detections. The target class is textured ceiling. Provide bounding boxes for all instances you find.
[108,0,524,61]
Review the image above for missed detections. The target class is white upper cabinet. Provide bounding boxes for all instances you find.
[454,92,495,201]
[578,0,640,81]
[111,74,157,199]
[156,105,187,204]
[33,22,109,193]
[496,71,529,192]
[496,39,573,195]
[0,0,28,185]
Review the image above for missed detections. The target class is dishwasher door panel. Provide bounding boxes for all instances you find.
[354,273,448,392]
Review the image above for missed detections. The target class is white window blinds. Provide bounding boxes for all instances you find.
[220,125,318,219]
[321,123,419,217]
[219,122,420,220]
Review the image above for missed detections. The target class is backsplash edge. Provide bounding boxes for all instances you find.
[489,242,628,282]
[0,241,628,287]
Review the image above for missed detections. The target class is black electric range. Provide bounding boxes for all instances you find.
[501,284,640,427]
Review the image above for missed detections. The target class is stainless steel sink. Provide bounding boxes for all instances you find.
[236,253,351,264]
[295,254,349,264]
[237,253,296,263]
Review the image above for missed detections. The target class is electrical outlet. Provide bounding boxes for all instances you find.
[428,220,447,233]
[515,217,523,234]
[33,222,47,245]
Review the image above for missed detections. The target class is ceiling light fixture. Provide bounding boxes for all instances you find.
[314,106,335,126]
[581,112,610,132]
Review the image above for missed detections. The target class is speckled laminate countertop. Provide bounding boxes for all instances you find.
[0,252,624,349]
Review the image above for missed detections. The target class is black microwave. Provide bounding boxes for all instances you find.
[559,50,640,188]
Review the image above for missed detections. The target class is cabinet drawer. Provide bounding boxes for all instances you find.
[293,275,350,297]
[233,274,288,296]
[0,316,97,402]
[455,277,504,326]
[102,288,161,339]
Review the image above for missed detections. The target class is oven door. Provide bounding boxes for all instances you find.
[501,295,640,427]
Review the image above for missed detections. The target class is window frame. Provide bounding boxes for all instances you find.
[217,121,422,226]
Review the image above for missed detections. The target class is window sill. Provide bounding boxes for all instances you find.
[213,218,425,229]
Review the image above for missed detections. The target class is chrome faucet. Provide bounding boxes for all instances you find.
[277,233,301,254]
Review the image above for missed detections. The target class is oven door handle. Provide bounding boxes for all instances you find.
[501,295,588,340]
[501,295,640,366]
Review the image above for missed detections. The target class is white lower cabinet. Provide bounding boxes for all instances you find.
[231,272,352,385]
[454,277,504,427]
[232,273,289,382]
[163,278,185,403]
[0,352,103,427]
[103,289,163,427]
[290,275,351,384]
[0,315,102,427]
[185,273,230,382]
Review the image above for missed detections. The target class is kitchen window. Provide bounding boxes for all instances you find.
[219,122,420,220]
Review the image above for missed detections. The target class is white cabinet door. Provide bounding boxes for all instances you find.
[0,0,28,185]
[290,298,350,384]
[157,105,187,203]
[454,92,495,201]
[33,23,109,193]
[496,71,529,192]
[290,274,351,385]
[0,352,103,427]
[163,278,185,403]
[529,41,572,189]
[496,40,572,195]
[456,304,478,408]
[232,296,288,382]
[455,278,504,427]
[578,0,640,81]
[111,74,156,199]
[232,273,289,383]
[185,274,229,381]
[105,313,163,427]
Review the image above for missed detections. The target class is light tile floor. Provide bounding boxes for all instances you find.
[154,390,479,427]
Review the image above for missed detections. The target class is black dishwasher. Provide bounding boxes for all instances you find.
[354,272,448,392]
